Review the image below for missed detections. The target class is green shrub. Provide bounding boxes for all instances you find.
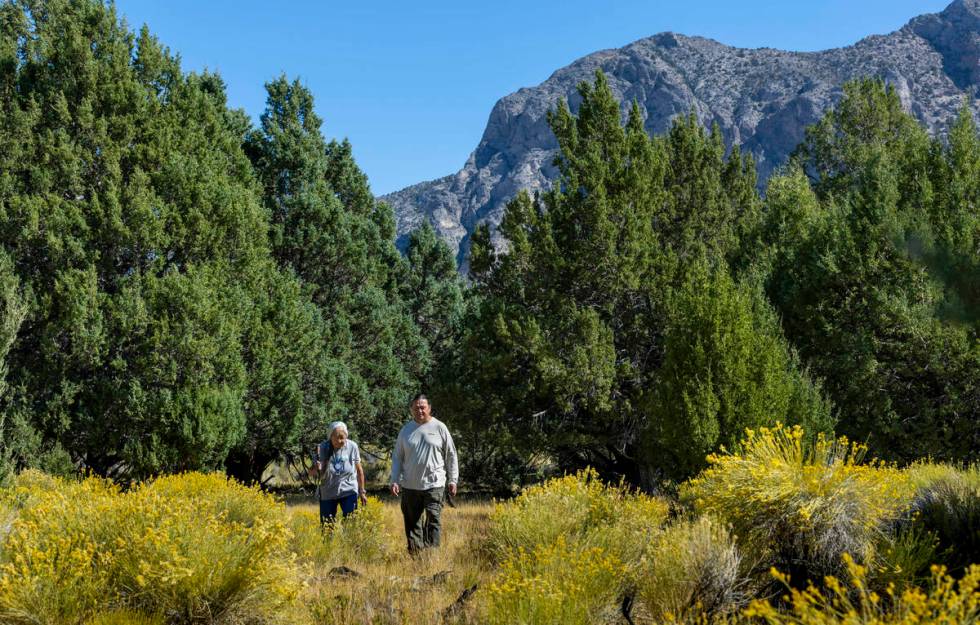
[875,525,941,593]
[636,516,748,621]
[682,425,912,585]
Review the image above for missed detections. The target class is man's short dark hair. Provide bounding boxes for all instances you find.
[411,393,428,404]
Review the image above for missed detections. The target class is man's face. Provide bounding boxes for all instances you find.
[412,398,431,420]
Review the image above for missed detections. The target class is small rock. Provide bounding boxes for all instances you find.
[328,566,361,578]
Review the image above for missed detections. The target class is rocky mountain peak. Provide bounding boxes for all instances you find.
[382,1,980,268]
[907,0,980,91]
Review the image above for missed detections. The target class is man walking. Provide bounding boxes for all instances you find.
[390,393,459,554]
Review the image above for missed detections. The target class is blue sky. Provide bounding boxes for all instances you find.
[113,0,951,195]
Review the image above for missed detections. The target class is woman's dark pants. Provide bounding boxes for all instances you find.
[400,487,444,553]
[319,491,358,524]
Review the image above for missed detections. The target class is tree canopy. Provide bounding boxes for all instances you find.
[452,72,831,485]
[1,1,977,487]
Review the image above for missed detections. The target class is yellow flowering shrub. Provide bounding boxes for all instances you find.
[584,491,672,566]
[0,475,120,623]
[481,468,669,625]
[135,472,284,527]
[0,472,302,625]
[636,515,748,621]
[486,467,670,561]
[482,535,627,625]
[682,425,912,583]
[743,554,980,625]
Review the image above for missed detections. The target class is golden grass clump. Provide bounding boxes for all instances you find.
[682,424,912,583]
[482,534,627,625]
[480,468,670,625]
[743,554,980,625]
[0,471,302,625]
[636,515,748,621]
[87,610,167,625]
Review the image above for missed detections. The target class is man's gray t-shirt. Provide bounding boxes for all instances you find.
[389,418,458,491]
[317,440,360,500]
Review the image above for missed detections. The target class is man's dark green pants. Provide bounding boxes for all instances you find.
[400,486,444,553]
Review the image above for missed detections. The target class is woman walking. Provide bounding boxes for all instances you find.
[313,421,368,523]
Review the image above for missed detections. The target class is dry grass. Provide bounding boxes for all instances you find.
[295,496,495,625]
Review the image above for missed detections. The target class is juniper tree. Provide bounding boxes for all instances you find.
[403,222,465,386]
[643,259,832,480]
[767,80,980,461]
[0,0,332,477]
[243,76,427,456]
[459,71,829,484]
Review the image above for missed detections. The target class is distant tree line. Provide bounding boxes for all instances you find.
[0,0,976,487]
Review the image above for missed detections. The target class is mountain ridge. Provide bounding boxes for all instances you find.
[382,0,980,266]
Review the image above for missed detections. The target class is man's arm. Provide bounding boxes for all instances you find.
[389,429,404,496]
[444,426,459,496]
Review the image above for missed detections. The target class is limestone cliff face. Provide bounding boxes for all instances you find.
[382,0,980,266]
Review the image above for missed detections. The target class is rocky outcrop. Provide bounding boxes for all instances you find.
[382,0,980,266]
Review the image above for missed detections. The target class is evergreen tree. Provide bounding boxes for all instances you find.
[459,71,829,484]
[227,265,336,483]
[767,80,980,461]
[929,106,980,325]
[0,0,331,477]
[402,222,465,382]
[643,259,832,480]
[244,76,427,453]
[0,250,26,475]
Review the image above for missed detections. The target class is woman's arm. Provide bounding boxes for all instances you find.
[356,462,367,504]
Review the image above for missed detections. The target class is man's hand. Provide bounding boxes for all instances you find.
[359,491,369,506]
[390,483,400,497]
[448,483,457,497]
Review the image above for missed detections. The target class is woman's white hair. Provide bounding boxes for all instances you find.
[327,421,348,436]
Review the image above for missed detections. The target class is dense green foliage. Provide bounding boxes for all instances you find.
[238,76,429,475]
[452,72,831,484]
[765,79,980,462]
[447,75,979,484]
[644,261,832,479]
[0,0,274,474]
[0,0,437,480]
[0,0,977,487]
[401,222,465,391]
